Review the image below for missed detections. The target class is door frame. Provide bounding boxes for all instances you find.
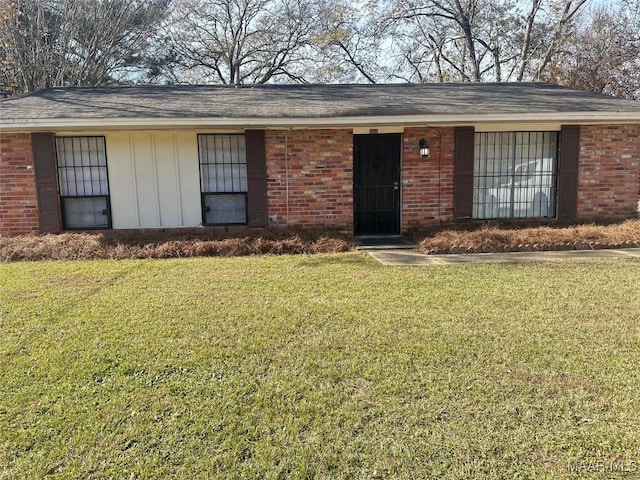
[353,133,402,236]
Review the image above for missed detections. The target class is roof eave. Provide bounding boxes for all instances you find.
[1,111,640,131]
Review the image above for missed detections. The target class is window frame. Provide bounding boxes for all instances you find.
[55,136,112,230]
[197,133,248,226]
[472,131,559,220]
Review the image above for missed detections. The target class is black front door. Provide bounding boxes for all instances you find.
[353,134,401,236]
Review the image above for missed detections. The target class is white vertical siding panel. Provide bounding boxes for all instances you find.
[132,132,161,227]
[176,131,202,227]
[105,132,139,228]
[154,132,182,226]
[105,130,201,229]
[172,133,184,226]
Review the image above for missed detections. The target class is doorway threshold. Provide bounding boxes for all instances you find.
[355,236,415,250]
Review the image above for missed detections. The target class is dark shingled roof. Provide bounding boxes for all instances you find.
[1,83,638,121]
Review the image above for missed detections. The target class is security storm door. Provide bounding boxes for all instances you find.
[353,134,401,236]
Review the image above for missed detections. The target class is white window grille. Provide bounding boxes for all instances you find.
[473,132,558,219]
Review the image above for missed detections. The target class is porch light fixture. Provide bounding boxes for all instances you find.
[419,139,430,158]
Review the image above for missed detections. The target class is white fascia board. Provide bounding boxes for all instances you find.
[1,111,640,131]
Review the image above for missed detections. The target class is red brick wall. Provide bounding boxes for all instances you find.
[265,129,353,229]
[578,124,640,219]
[0,133,40,235]
[402,127,455,231]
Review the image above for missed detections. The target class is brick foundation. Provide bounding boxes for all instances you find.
[578,125,640,219]
[265,129,353,229]
[0,133,40,235]
[402,127,455,231]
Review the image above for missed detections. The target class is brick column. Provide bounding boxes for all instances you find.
[0,133,40,235]
[402,127,455,231]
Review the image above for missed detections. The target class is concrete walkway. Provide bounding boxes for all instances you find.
[367,247,640,265]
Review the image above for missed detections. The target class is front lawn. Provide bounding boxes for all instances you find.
[1,254,640,479]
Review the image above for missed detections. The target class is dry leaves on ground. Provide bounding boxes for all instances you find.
[418,220,640,254]
[0,228,355,262]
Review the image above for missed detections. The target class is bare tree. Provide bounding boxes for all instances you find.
[0,0,169,95]
[388,0,485,82]
[529,0,588,80]
[3,0,629,92]
[380,0,590,83]
[0,0,69,93]
[65,0,170,85]
[309,0,395,83]
[157,0,323,85]
[545,1,640,99]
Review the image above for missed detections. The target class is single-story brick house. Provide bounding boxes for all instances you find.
[1,83,639,236]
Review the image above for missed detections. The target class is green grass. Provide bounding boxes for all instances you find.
[1,254,640,479]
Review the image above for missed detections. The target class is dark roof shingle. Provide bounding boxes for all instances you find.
[1,83,638,123]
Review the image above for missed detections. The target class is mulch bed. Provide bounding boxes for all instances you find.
[0,228,356,262]
[417,219,640,255]
[3,220,640,261]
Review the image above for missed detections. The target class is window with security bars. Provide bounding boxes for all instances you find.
[56,136,111,229]
[473,132,558,220]
[198,134,248,225]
